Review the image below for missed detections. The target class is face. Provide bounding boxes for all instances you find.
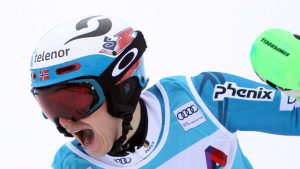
[59,100,122,156]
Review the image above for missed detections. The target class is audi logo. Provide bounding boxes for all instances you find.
[176,105,199,120]
[114,157,132,165]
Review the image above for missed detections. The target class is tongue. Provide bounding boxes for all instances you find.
[81,129,94,146]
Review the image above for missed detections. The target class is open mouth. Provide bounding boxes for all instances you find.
[74,129,95,146]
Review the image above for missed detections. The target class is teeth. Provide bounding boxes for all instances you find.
[72,130,82,134]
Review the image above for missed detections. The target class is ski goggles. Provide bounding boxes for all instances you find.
[31,79,105,123]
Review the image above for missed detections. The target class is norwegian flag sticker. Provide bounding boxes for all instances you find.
[39,69,50,80]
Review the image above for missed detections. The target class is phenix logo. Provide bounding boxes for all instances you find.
[213,82,275,101]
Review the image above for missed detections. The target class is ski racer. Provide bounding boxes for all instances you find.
[30,15,300,169]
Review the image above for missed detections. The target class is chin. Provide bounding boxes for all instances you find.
[86,147,111,158]
[84,136,113,157]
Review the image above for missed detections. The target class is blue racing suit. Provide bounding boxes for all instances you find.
[52,72,300,169]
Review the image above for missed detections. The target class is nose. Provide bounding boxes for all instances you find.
[59,117,73,127]
[58,117,87,135]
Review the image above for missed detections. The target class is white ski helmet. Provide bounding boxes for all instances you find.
[30,15,148,154]
[31,15,147,88]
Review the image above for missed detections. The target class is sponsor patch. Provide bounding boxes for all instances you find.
[279,93,300,111]
[100,28,134,55]
[213,82,275,101]
[173,101,206,131]
[113,157,132,165]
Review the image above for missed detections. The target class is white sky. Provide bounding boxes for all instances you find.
[1,0,300,168]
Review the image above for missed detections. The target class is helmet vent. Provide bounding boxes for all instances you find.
[123,82,132,94]
[31,72,36,81]
[56,63,81,75]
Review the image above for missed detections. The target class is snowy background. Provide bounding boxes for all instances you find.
[1,0,300,168]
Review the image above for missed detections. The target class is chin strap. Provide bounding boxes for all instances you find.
[108,113,133,156]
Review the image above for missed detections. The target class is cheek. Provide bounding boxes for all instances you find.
[81,102,122,155]
[92,118,119,143]
[88,117,121,156]
[88,106,121,140]
[89,127,114,156]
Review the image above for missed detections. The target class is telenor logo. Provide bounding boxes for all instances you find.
[34,48,70,63]
[213,82,275,101]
